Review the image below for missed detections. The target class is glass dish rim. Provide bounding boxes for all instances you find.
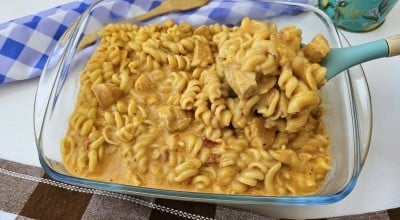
[33,0,370,205]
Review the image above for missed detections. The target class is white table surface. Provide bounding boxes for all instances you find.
[0,1,399,219]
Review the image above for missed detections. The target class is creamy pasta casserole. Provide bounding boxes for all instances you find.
[61,18,332,196]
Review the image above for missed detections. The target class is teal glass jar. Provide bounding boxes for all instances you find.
[319,0,398,32]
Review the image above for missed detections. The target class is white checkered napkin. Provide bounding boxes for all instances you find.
[0,0,311,84]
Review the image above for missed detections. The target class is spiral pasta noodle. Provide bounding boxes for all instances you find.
[61,18,332,196]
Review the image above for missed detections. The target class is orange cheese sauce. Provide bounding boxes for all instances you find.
[61,18,332,196]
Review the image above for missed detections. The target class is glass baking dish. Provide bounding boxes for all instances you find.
[33,0,372,205]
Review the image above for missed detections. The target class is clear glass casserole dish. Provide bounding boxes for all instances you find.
[33,0,372,205]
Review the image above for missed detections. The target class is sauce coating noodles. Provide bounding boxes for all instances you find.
[61,18,332,195]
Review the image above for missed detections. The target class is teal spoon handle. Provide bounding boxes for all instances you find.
[323,34,400,80]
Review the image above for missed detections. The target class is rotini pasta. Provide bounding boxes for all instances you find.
[61,18,332,196]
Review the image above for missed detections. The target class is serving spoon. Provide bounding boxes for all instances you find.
[322,34,400,80]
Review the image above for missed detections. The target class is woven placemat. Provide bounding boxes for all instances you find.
[1,158,399,220]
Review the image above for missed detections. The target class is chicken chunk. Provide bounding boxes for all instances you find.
[92,83,122,108]
[135,74,154,92]
[240,17,269,35]
[303,34,330,63]
[157,106,192,132]
[246,117,275,148]
[192,39,213,67]
[193,25,211,38]
[224,64,258,99]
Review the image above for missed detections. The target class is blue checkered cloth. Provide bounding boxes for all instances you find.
[0,0,311,84]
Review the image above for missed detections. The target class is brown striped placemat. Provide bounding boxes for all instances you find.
[1,158,399,220]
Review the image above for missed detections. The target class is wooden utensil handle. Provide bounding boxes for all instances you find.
[386,34,400,57]
[134,3,172,22]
